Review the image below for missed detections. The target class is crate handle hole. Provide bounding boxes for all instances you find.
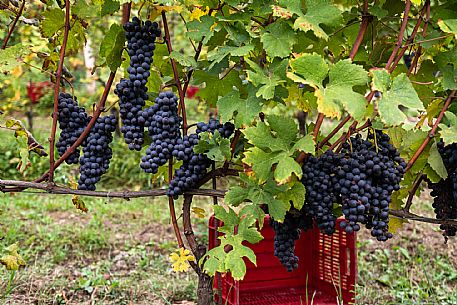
[346,248,351,275]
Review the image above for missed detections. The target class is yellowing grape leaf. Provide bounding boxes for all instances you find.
[192,207,206,218]
[170,248,195,272]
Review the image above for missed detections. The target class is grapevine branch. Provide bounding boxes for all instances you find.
[183,195,205,269]
[408,1,430,76]
[161,11,187,135]
[169,158,184,248]
[388,2,428,74]
[405,90,456,172]
[404,173,424,212]
[1,0,25,49]
[385,0,412,70]
[1,179,456,227]
[0,179,226,198]
[49,0,71,182]
[348,0,371,60]
[390,209,457,227]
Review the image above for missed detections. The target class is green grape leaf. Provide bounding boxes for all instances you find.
[244,148,282,182]
[261,21,296,58]
[225,186,249,206]
[237,216,264,244]
[194,68,242,105]
[292,58,369,120]
[73,0,100,18]
[321,84,367,121]
[101,0,120,16]
[329,59,369,87]
[170,50,197,68]
[378,73,425,126]
[439,112,457,145]
[292,134,315,153]
[213,205,239,227]
[274,155,303,184]
[437,19,457,39]
[193,131,231,162]
[370,68,391,93]
[217,91,262,128]
[243,122,288,152]
[65,20,86,52]
[428,141,448,180]
[40,8,65,37]
[207,45,254,67]
[245,58,286,100]
[277,181,306,210]
[0,44,30,73]
[99,23,126,72]
[288,53,328,87]
[187,15,217,43]
[268,115,298,143]
[225,239,257,280]
[274,0,341,40]
[240,205,266,229]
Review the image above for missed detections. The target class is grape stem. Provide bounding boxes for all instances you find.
[388,1,428,74]
[348,0,371,61]
[161,11,188,135]
[407,1,431,76]
[1,0,25,49]
[183,194,205,273]
[385,0,412,70]
[405,90,456,172]
[48,0,71,183]
[404,173,425,212]
[169,159,184,248]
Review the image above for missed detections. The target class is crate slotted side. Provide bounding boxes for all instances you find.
[209,215,357,305]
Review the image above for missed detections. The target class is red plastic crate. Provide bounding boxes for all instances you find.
[208,215,357,305]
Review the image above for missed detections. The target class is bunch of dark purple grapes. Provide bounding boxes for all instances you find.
[167,119,235,198]
[300,130,405,242]
[78,115,118,191]
[336,131,406,241]
[270,209,313,272]
[114,17,161,151]
[56,92,90,164]
[428,142,457,237]
[140,91,181,174]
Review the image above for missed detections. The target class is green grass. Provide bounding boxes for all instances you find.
[356,197,457,304]
[0,194,202,305]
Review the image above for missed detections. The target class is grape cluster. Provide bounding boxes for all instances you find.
[167,119,234,198]
[270,210,313,272]
[337,131,406,241]
[429,142,457,237]
[301,151,341,235]
[78,115,117,191]
[114,17,161,151]
[196,118,235,138]
[300,130,405,241]
[140,91,181,173]
[56,93,89,164]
